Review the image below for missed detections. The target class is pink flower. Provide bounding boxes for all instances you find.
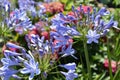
[77,5,92,13]
[104,59,117,73]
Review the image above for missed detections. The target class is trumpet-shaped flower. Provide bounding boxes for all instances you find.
[97,7,110,16]
[1,57,20,67]
[20,57,40,80]
[86,29,100,44]
[59,63,76,70]
[0,0,10,12]
[0,66,18,80]
[61,44,77,59]
[61,70,78,80]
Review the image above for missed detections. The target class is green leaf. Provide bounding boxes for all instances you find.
[99,0,111,4]
[113,68,120,80]
[113,0,120,6]
[65,1,74,10]
[94,72,106,80]
[60,0,68,3]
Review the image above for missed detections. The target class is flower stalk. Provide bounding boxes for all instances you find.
[83,36,92,80]
[107,38,113,80]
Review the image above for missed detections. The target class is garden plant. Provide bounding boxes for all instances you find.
[0,0,120,80]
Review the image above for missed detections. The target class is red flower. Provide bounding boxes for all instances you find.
[41,31,49,40]
[43,2,64,14]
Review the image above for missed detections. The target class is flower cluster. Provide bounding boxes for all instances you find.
[0,0,119,80]
[0,0,47,35]
[6,9,34,34]
[0,1,78,80]
[0,42,40,80]
[50,5,119,44]
[0,37,78,80]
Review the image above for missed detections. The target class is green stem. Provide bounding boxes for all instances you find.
[107,38,113,80]
[41,73,45,80]
[79,53,86,79]
[14,33,19,41]
[49,72,60,74]
[83,39,92,80]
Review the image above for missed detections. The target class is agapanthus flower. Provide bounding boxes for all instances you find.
[61,44,77,59]
[104,16,118,29]
[6,42,27,55]
[50,14,68,28]
[25,29,75,59]
[86,29,100,44]
[25,34,52,57]
[60,63,78,80]
[44,0,52,3]
[4,50,22,57]
[93,8,119,33]
[0,45,24,80]
[37,3,46,17]
[1,41,41,80]
[20,57,40,80]
[6,42,23,49]
[50,13,80,37]
[50,31,76,56]
[52,5,119,44]
[59,63,76,70]
[97,7,110,16]
[0,66,19,80]
[1,43,26,67]
[18,0,37,16]
[6,9,35,34]
[61,70,78,80]
[1,57,19,66]
[0,0,10,12]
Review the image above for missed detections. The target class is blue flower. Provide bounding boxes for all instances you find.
[51,13,68,27]
[1,56,20,67]
[61,44,77,59]
[15,19,34,34]
[38,40,50,56]
[26,34,53,57]
[97,7,110,16]
[37,4,46,17]
[104,16,119,30]
[94,15,101,27]
[1,0,10,12]
[86,29,100,44]
[44,0,52,3]
[0,66,18,80]
[6,42,22,49]
[6,9,34,34]
[6,42,27,56]
[18,0,35,11]
[67,27,80,36]
[20,57,40,80]
[4,50,22,57]
[30,34,44,47]
[59,13,77,21]
[59,63,76,70]
[61,70,78,80]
